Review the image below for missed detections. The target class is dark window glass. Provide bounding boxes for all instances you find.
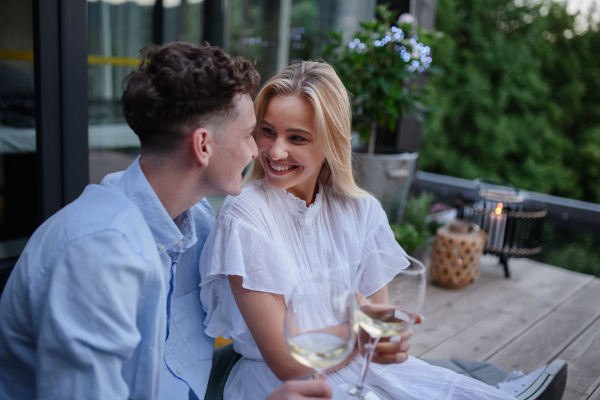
[227,0,375,82]
[87,0,206,184]
[0,0,37,262]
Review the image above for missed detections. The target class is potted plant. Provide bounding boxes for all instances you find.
[324,4,438,223]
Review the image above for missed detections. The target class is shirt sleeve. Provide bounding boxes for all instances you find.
[357,198,410,297]
[35,231,149,400]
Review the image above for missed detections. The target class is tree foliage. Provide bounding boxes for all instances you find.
[421,0,600,203]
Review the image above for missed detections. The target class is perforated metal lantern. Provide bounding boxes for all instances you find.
[430,220,487,289]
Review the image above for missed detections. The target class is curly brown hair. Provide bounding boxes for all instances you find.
[122,42,260,154]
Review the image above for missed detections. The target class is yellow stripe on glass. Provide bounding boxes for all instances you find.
[0,49,140,67]
[0,49,34,62]
[87,55,140,66]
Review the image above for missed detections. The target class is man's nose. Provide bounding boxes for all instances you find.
[269,138,288,160]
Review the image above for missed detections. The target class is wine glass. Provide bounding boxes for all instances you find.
[284,277,357,382]
[335,252,426,400]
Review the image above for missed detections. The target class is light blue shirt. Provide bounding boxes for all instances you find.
[0,158,215,400]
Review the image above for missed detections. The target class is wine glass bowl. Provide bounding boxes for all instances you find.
[288,331,352,372]
[335,252,427,400]
[284,278,356,379]
[356,253,425,339]
[355,298,418,338]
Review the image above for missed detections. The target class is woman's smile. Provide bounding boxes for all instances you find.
[265,157,299,174]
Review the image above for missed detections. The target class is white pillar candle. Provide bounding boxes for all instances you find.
[490,203,507,248]
[487,212,496,247]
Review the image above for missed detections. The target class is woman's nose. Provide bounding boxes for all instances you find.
[269,138,288,160]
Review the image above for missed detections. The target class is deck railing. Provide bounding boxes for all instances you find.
[413,171,600,235]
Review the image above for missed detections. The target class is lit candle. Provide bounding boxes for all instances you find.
[487,211,496,248]
[490,203,507,249]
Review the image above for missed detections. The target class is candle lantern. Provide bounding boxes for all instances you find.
[457,179,547,278]
[430,219,488,289]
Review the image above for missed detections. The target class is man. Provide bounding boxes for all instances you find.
[0,43,333,400]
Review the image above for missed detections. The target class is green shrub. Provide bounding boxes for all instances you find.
[391,192,443,252]
[390,222,423,253]
[421,0,600,203]
[535,222,600,278]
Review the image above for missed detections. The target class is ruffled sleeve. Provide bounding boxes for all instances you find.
[201,213,298,293]
[199,210,297,355]
[356,197,409,297]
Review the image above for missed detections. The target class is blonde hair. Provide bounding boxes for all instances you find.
[245,61,368,198]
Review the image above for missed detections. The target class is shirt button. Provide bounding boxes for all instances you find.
[316,274,322,283]
[303,228,310,235]
[177,241,183,247]
[158,244,165,251]
[176,369,182,375]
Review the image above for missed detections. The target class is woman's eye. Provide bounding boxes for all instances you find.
[262,127,275,135]
[291,135,307,143]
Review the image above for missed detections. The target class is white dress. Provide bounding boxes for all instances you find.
[199,179,515,400]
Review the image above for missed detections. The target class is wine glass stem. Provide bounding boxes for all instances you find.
[354,336,380,395]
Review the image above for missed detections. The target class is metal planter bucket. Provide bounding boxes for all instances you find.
[353,152,419,224]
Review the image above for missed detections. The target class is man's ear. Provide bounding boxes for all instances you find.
[191,127,213,167]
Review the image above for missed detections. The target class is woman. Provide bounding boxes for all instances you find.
[199,61,515,399]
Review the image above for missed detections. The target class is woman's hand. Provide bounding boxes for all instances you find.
[266,379,333,400]
[371,313,423,364]
[371,329,413,364]
[356,289,423,365]
[356,308,423,364]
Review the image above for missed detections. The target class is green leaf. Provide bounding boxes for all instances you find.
[359,21,378,31]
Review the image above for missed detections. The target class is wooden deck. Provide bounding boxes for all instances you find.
[411,255,600,400]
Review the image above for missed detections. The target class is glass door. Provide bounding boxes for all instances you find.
[87,0,206,184]
[0,0,37,275]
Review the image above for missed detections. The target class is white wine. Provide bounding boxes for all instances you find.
[289,332,351,370]
[357,305,412,338]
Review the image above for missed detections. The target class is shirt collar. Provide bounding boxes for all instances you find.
[268,180,324,223]
[120,157,197,256]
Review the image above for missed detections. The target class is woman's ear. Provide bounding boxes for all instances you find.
[191,127,212,167]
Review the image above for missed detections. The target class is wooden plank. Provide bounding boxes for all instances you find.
[413,258,545,356]
[556,317,600,400]
[421,255,508,316]
[412,259,578,357]
[486,279,600,373]
[421,257,554,319]
[583,378,600,400]
[418,267,593,361]
[589,385,600,400]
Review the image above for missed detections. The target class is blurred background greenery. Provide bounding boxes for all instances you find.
[534,221,600,277]
[413,0,600,278]
[420,0,600,204]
